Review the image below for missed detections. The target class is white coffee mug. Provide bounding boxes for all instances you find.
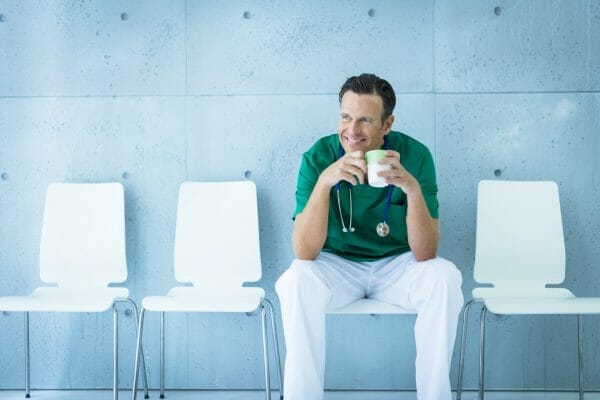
[365,150,391,188]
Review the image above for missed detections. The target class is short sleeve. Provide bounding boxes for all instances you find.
[293,152,320,219]
[417,149,439,219]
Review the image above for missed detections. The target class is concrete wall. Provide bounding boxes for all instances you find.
[0,0,599,391]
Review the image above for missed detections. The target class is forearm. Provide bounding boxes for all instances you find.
[292,181,331,260]
[406,188,439,261]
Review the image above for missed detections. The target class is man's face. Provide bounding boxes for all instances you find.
[338,91,394,154]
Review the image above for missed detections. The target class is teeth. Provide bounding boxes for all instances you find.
[347,137,363,144]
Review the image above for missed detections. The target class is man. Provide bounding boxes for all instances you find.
[275,73,463,400]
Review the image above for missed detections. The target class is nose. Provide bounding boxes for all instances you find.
[348,120,361,135]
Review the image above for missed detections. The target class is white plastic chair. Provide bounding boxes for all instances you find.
[456,180,600,400]
[0,182,148,400]
[130,181,283,400]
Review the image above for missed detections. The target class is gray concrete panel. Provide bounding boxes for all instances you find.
[187,1,433,95]
[0,1,186,96]
[435,0,600,92]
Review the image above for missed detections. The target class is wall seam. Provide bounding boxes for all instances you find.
[185,0,189,180]
[4,90,599,100]
[432,0,437,163]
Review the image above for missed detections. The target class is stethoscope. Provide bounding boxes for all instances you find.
[335,136,393,237]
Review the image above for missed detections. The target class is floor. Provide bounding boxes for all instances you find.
[0,390,598,400]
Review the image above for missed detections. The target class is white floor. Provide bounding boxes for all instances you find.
[0,391,598,400]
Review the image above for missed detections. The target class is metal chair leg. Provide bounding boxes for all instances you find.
[114,304,119,400]
[24,312,30,399]
[456,299,477,400]
[260,299,283,400]
[119,299,149,399]
[160,311,165,399]
[578,315,584,400]
[479,306,487,400]
[260,304,272,400]
[131,308,146,400]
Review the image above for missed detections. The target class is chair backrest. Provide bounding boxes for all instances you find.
[39,182,127,288]
[474,180,566,291]
[173,181,262,287]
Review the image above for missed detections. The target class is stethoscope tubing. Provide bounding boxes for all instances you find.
[335,136,392,234]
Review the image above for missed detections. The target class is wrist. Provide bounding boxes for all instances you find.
[315,175,335,191]
[405,183,422,200]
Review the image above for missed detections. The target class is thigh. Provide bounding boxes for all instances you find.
[368,254,462,310]
[277,252,370,311]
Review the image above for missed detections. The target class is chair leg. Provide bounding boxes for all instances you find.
[479,306,487,400]
[261,299,284,400]
[119,299,150,399]
[131,308,146,400]
[24,312,30,399]
[114,304,119,400]
[260,304,272,400]
[160,311,165,399]
[578,315,584,400]
[456,299,477,400]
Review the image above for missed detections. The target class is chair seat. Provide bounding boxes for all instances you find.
[473,287,600,315]
[328,298,415,315]
[0,287,129,312]
[142,286,265,313]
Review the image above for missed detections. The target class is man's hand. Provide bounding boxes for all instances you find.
[376,150,420,195]
[317,150,367,188]
[374,150,438,261]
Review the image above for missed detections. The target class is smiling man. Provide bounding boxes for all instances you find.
[275,73,464,400]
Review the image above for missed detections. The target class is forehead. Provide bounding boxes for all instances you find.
[340,91,384,116]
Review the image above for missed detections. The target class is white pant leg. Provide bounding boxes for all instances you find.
[275,253,368,400]
[369,255,463,400]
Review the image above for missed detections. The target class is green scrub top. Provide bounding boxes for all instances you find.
[294,131,439,261]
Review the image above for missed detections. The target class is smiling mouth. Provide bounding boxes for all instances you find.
[344,136,366,145]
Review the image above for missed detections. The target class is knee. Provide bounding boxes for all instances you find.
[275,259,327,300]
[421,258,461,284]
[415,259,464,316]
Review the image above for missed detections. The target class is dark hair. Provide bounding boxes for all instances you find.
[338,73,396,121]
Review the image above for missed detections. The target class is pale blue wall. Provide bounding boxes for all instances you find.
[0,0,599,391]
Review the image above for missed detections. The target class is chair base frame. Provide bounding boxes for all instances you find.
[131,298,283,400]
[456,299,585,400]
[21,298,149,400]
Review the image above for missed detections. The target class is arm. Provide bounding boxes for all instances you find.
[292,150,367,260]
[379,150,439,261]
[405,188,439,261]
[291,181,330,260]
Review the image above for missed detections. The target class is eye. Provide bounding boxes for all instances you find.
[359,117,374,126]
[340,114,351,122]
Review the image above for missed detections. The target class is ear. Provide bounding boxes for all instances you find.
[383,114,394,133]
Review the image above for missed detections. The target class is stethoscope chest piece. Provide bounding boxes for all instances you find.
[376,221,390,237]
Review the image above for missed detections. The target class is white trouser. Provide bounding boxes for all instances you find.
[275,251,463,400]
